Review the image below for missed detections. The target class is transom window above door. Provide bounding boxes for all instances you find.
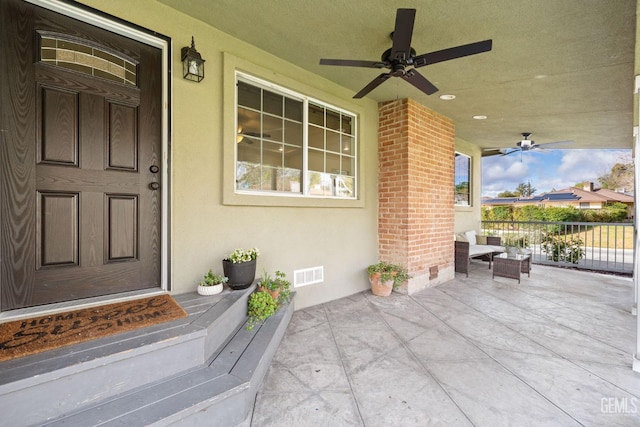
[235,73,357,199]
[39,33,137,86]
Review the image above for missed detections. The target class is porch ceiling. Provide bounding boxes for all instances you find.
[159,0,636,151]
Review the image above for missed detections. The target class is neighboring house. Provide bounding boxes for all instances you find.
[483,182,634,218]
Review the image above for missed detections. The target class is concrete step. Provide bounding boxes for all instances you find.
[45,301,293,426]
[0,286,292,426]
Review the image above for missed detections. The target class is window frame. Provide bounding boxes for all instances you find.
[234,72,358,200]
[454,152,472,207]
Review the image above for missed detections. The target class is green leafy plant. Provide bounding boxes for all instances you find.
[200,270,228,286]
[258,270,291,305]
[540,233,585,264]
[503,234,529,250]
[367,261,412,288]
[247,290,278,330]
[392,265,411,287]
[226,247,260,263]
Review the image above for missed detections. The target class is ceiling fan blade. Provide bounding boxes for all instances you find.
[500,149,520,157]
[353,73,391,98]
[481,149,504,157]
[402,69,438,95]
[390,8,416,61]
[413,39,493,68]
[320,58,386,68]
[534,140,574,149]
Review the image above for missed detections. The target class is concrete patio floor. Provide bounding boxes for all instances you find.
[243,261,640,426]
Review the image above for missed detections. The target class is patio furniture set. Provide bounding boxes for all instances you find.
[454,230,531,283]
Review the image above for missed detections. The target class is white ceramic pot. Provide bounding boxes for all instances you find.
[197,284,223,296]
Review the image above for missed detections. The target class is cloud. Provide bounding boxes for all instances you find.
[556,149,630,184]
[481,148,631,197]
[481,157,530,197]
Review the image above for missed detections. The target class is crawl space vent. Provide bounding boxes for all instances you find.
[294,266,324,288]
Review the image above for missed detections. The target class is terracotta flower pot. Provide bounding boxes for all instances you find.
[369,273,393,297]
[259,286,281,301]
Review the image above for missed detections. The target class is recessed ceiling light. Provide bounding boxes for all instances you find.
[472,115,488,120]
[439,94,456,100]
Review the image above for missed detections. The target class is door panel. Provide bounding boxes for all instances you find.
[107,102,138,171]
[37,191,79,268]
[0,0,163,310]
[39,87,79,165]
[106,194,139,262]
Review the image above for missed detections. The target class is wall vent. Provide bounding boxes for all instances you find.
[293,266,324,288]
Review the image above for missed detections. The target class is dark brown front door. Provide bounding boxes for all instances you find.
[0,0,163,310]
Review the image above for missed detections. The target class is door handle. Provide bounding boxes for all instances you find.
[149,182,160,190]
[149,165,160,173]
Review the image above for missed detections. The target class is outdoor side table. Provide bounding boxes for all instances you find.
[492,253,531,283]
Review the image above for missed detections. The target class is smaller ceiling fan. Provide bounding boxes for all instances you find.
[319,8,492,98]
[482,132,574,157]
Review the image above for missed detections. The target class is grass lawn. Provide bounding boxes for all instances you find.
[567,225,634,249]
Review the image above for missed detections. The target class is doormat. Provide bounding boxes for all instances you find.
[0,294,187,362]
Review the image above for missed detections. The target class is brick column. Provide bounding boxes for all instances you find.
[378,99,455,293]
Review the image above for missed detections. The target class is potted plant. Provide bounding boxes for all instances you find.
[247,290,278,330]
[197,270,228,296]
[391,264,412,288]
[366,261,412,296]
[222,247,259,290]
[258,270,291,305]
[367,261,395,296]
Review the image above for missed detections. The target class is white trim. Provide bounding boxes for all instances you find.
[26,0,166,49]
[24,1,171,296]
[634,76,640,372]
[235,72,358,200]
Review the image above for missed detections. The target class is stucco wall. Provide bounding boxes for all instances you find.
[79,0,379,309]
[454,138,482,234]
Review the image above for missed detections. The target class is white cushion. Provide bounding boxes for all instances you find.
[464,230,477,245]
[468,244,505,257]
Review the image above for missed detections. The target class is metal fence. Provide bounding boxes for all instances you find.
[481,220,634,274]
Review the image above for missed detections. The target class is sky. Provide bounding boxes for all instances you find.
[481,149,632,198]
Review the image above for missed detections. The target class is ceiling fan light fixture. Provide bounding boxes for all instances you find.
[472,115,487,120]
[439,94,456,100]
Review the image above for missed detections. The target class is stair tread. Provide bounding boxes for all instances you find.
[0,289,251,387]
[44,303,292,427]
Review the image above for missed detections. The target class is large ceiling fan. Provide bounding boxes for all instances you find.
[319,8,493,99]
[482,132,574,157]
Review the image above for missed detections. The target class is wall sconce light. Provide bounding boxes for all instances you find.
[181,36,205,82]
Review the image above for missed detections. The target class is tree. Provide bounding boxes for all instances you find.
[515,182,536,197]
[597,155,633,191]
[495,182,537,198]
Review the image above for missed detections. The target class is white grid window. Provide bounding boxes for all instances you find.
[235,73,357,199]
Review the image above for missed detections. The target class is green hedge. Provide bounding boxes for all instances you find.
[482,204,628,223]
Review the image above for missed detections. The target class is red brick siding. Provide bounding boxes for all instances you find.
[377,99,455,283]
